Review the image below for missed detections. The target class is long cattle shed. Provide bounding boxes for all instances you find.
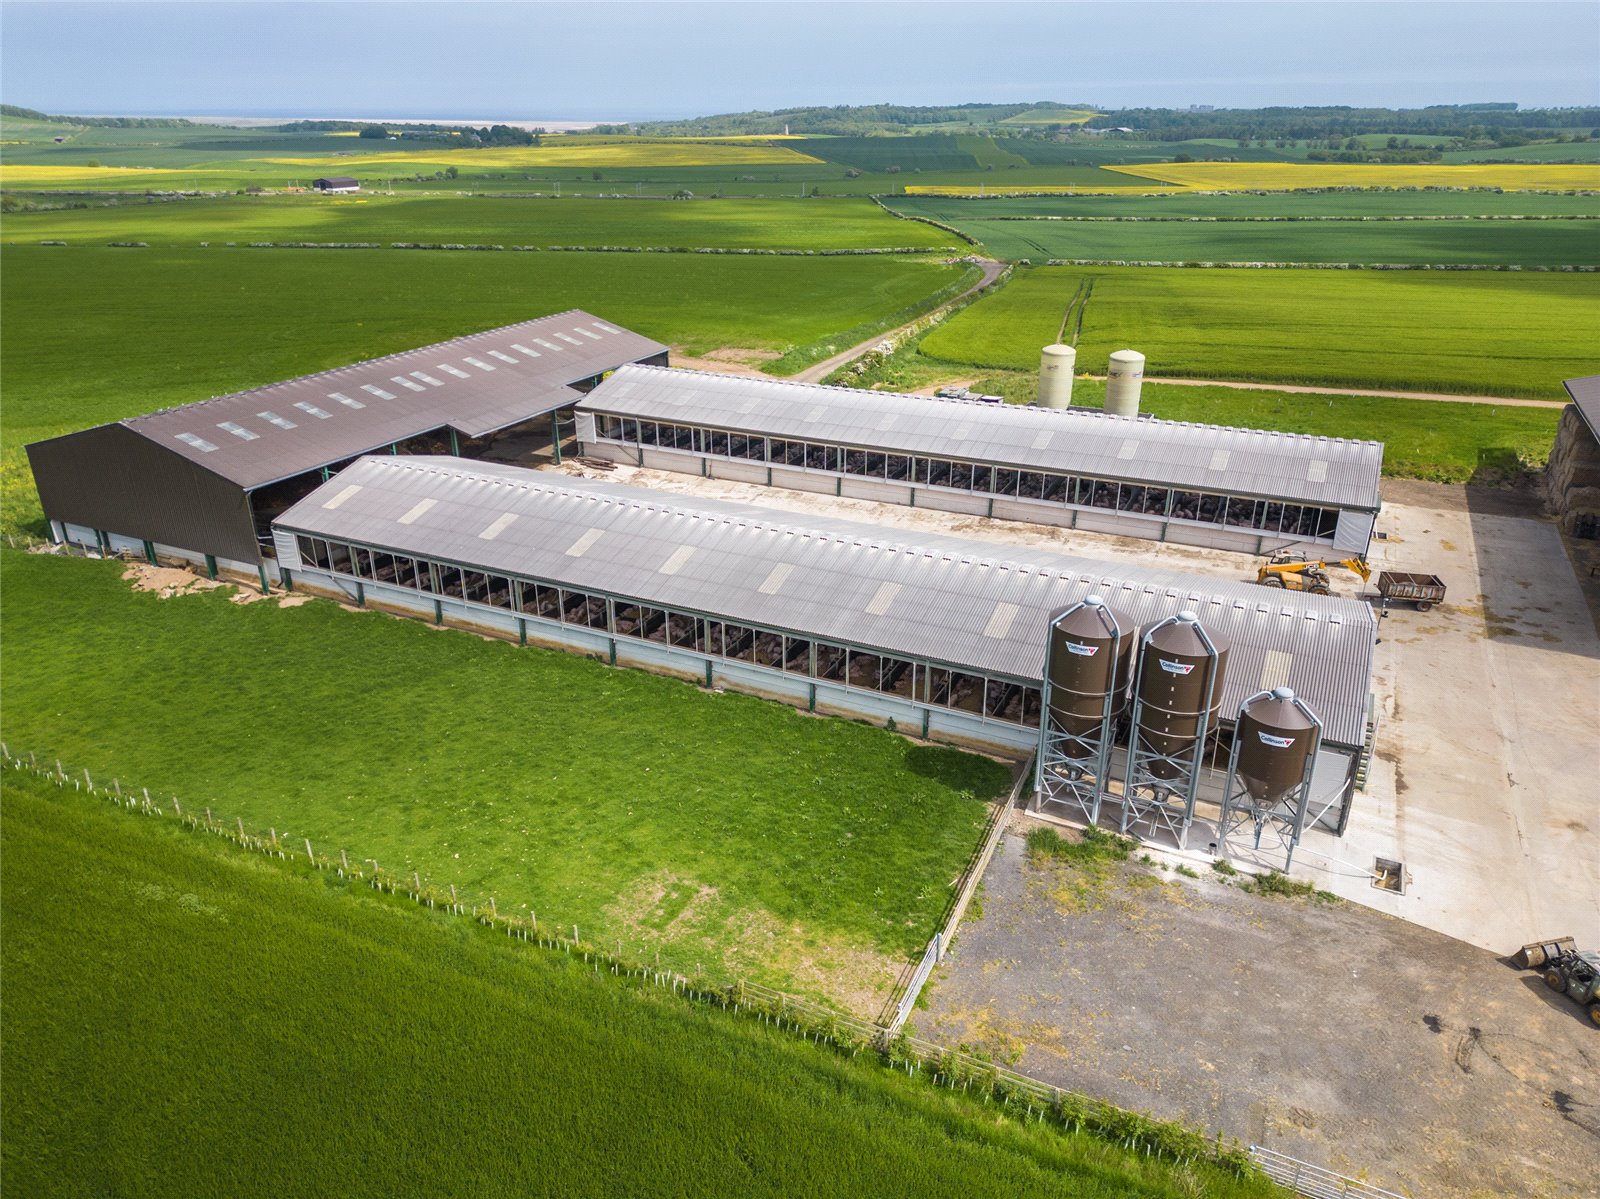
[273,455,1378,830]
[575,366,1384,557]
[26,312,667,579]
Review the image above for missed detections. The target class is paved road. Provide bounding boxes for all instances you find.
[1082,374,1567,409]
[792,258,1008,384]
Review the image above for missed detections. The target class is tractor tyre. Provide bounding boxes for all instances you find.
[1416,602,1434,612]
[1546,969,1566,990]
[1262,576,1286,589]
[1310,584,1331,596]
[1589,1002,1600,1029]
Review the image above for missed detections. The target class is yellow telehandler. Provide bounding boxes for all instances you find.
[1256,553,1372,596]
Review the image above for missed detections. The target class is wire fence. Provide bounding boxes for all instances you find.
[4,746,1264,1178]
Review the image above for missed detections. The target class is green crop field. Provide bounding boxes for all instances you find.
[920,264,1598,398]
[0,193,957,251]
[1,776,1275,1198]
[0,245,966,532]
[889,191,1600,220]
[894,213,1600,266]
[0,550,1011,1005]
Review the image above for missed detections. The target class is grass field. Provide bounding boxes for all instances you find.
[887,191,1600,219]
[0,245,965,533]
[0,550,1011,1002]
[884,212,1600,266]
[1106,161,1600,191]
[0,193,958,251]
[2,776,1276,1198]
[919,265,1597,399]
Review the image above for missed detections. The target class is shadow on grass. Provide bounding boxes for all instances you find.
[903,743,1013,796]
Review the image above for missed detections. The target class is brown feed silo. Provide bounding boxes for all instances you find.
[1236,687,1318,802]
[1131,611,1230,779]
[1046,596,1135,755]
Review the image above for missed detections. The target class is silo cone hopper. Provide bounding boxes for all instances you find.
[1034,595,1134,826]
[1217,687,1323,871]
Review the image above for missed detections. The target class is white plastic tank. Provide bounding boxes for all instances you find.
[1038,344,1077,409]
[1105,349,1146,418]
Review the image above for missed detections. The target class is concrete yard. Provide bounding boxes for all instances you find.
[919,821,1600,1199]
[552,461,1599,959]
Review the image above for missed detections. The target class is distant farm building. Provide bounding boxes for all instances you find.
[575,366,1384,557]
[312,176,360,193]
[26,313,668,577]
[1547,375,1600,538]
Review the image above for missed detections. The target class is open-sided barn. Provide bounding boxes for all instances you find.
[273,455,1378,831]
[575,366,1384,558]
[27,312,667,579]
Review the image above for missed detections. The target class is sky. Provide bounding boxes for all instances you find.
[2,1,1596,121]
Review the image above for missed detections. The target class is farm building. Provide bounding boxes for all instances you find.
[273,454,1378,832]
[26,312,667,579]
[312,176,360,193]
[575,366,1384,558]
[1546,375,1600,538]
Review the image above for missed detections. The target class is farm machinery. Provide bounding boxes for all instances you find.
[1516,937,1600,1026]
[1255,554,1371,596]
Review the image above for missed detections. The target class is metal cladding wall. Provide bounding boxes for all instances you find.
[27,424,260,563]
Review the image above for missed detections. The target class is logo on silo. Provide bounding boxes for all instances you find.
[1065,642,1099,657]
[1257,732,1295,749]
[1158,659,1194,675]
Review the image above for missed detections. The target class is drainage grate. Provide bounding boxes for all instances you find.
[1373,857,1405,893]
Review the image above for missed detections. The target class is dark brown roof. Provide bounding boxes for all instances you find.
[98,311,665,489]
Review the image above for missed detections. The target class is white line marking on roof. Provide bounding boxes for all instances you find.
[865,581,901,616]
[566,528,603,557]
[478,512,518,540]
[983,602,1020,640]
[758,562,794,595]
[658,545,696,575]
[397,498,436,525]
[392,376,427,392]
[322,484,361,510]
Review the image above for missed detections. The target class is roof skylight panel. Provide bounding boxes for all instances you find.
[487,350,519,364]
[510,343,541,358]
[293,402,333,419]
[411,371,445,387]
[392,376,427,392]
[397,499,437,525]
[758,562,794,595]
[534,338,562,351]
[1209,450,1231,472]
[175,432,219,452]
[258,411,298,430]
[574,327,601,340]
[1117,439,1139,460]
[437,363,472,379]
[217,421,259,441]
[555,333,583,346]
[593,322,621,334]
[328,392,366,409]
[361,385,397,400]
[1308,460,1329,483]
[463,357,496,372]
[658,545,696,575]
[322,484,361,510]
[478,513,518,540]
[865,581,901,616]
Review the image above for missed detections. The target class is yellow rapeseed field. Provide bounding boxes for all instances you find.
[0,164,234,185]
[263,141,825,169]
[1105,161,1600,192]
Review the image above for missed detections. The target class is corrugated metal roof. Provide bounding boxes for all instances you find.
[578,366,1384,510]
[1565,375,1600,441]
[118,312,666,489]
[277,456,1377,745]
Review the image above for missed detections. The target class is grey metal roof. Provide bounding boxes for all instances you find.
[277,456,1377,746]
[116,312,666,490]
[1565,376,1600,440]
[578,365,1384,511]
